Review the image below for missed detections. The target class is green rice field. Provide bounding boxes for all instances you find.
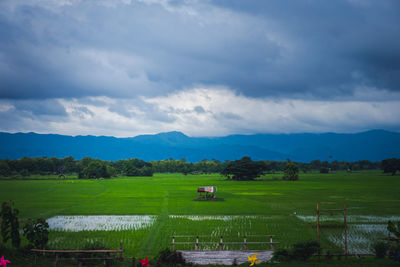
[0,171,399,259]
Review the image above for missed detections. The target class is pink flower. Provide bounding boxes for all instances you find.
[139,257,150,267]
[0,256,11,267]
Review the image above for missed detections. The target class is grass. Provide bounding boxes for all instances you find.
[0,170,399,264]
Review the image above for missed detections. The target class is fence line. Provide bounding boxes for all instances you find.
[172,235,279,251]
[31,242,124,267]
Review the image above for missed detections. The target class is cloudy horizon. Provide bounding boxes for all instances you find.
[1,0,400,137]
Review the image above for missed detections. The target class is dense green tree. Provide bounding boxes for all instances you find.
[283,161,299,180]
[81,160,108,178]
[221,156,267,180]
[17,157,37,173]
[36,158,54,174]
[382,158,400,175]
[0,161,11,176]
[122,158,153,176]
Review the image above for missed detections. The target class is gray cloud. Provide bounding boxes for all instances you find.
[2,0,398,101]
[0,0,399,136]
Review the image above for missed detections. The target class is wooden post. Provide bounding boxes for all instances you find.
[195,236,199,251]
[104,252,110,267]
[219,236,223,250]
[344,202,348,257]
[120,242,123,261]
[317,202,320,242]
[243,235,247,250]
[54,253,58,267]
[131,257,136,267]
[317,202,320,259]
[172,236,175,251]
[270,235,274,250]
[34,252,37,267]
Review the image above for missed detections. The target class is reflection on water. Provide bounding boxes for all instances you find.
[47,215,156,231]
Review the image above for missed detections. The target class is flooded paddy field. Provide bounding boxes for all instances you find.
[1,171,399,257]
[45,214,397,256]
[47,215,156,231]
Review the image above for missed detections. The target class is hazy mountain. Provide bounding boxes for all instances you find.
[0,130,399,162]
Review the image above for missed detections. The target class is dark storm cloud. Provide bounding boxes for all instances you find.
[2,0,398,101]
[13,99,67,116]
[211,0,400,96]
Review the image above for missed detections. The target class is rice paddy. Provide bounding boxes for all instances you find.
[0,171,399,258]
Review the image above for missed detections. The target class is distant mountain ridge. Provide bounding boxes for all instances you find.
[0,130,399,162]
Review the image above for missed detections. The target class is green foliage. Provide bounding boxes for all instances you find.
[388,243,400,260]
[23,218,49,249]
[291,240,320,261]
[155,248,186,266]
[0,156,383,179]
[80,159,112,179]
[0,161,11,176]
[387,221,400,238]
[272,241,320,261]
[283,162,299,180]
[381,158,400,175]
[373,241,388,258]
[0,202,20,248]
[221,156,267,180]
[320,167,330,173]
[122,158,153,176]
[272,249,291,261]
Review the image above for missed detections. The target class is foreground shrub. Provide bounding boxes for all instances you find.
[373,241,388,258]
[272,241,320,262]
[291,241,320,261]
[272,249,291,261]
[388,243,400,261]
[155,248,186,266]
[23,218,49,249]
[0,202,20,248]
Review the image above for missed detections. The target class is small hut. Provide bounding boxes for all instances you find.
[197,186,217,200]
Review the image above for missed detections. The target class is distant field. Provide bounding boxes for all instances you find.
[0,171,399,258]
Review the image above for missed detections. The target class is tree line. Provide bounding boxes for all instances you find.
[0,156,395,179]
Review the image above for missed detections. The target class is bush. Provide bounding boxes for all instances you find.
[271,241,320,262]
[23,218,49,249]
[155,248,186,266]
[0,202,20,248]
[388,243,400,260]
[272,249,291,261]
[373,241,388,258]
[291,241,320,261]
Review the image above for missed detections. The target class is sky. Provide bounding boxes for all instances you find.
[0,0,400,137]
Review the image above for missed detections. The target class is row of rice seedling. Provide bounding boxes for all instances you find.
[48,229,151,257]
[47,215,156,231]
[47,214,330,257]
[297,214,397,254]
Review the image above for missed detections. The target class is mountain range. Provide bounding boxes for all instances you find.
[0,130,399,162]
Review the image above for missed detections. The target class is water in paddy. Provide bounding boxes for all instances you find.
[297,215,400,254]
[47,215,399,254]
[47,215,156,231]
